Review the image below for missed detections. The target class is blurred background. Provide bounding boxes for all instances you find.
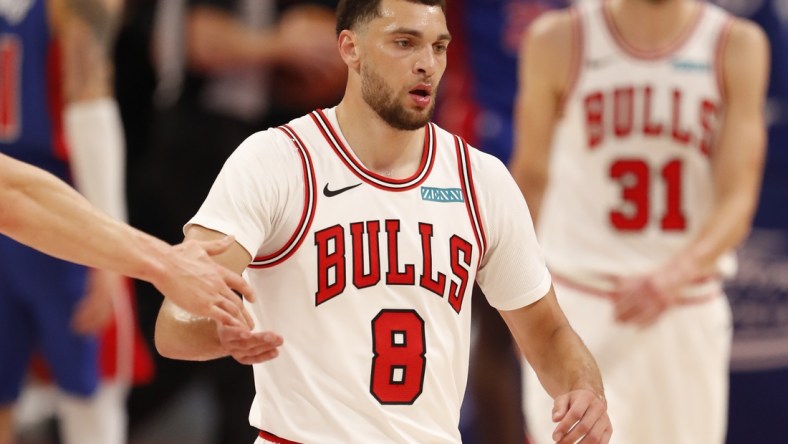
[6,0,788,443]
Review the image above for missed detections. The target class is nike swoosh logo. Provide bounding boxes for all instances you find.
[323,183,362,197]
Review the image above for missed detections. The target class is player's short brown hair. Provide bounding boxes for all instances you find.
[336,0,447,35]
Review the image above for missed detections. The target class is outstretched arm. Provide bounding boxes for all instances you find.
[0,153,253,326]
[500,288,611,444]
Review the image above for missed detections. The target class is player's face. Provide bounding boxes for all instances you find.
[359,0,450,130]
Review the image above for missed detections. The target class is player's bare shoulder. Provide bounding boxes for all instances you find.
[720,16,770,99]
[518,8,577,97]
[524,8,576,54]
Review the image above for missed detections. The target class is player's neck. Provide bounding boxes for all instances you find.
[334,99,426,179]
[608,0,700,53]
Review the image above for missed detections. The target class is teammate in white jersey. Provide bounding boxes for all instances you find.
[154,0,611,442]
[512,0,769,443]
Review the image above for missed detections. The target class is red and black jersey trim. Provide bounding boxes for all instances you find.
[454,136,487,266]
[310,109,436,191]
[258,429,302,444]
[249,125,317,268]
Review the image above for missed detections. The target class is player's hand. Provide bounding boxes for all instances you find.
[612,262,689,327]
[153,236,255,329]
[216,322,284,365]
[72,269,124,334]
[551,389,611,444]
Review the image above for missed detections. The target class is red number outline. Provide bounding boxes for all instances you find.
[370,309,426,405]
[0,34,21,142]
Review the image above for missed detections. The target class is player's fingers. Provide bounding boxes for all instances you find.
[213,298,250,329]
[552,395,571,423]
[558,398,605,444]
[234,341,282,359]
[216,289,254,328]
[552,399,587,442]
[218,324,253,345]
[578,423,613,444]
[200,236,235,255]
[577,421,610,444]
[632,307,659,328]
[208,304,243,328]
[207,304,235,326]
[614,293,650,323]
[227,333,282,359]
[599,426,613,444]
[227,331,283,350]
[235,348,280,365]
[239,302,255,328]
[220,266,256,303]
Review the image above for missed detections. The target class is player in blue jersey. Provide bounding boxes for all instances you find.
[0,2,246,444]
[0,0,130,438]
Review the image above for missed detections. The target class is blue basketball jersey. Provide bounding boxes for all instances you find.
[0,0,95,402]
[0,0,69,177]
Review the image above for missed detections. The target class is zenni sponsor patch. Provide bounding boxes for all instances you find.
[420,187,464,203]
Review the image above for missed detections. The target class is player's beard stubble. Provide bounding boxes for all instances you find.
[361,63,435,131]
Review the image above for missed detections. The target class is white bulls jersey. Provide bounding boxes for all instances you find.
[539,1,735,293]
[189,107,551,443]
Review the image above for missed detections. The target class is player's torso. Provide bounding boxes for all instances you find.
[245,110,482,443]
[541,1,733,282]
[0,0,67,173]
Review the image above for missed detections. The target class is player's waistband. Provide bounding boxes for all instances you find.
[551,272,722,305]
[259,430,302,444]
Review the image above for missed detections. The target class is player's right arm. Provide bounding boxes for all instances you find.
[509,10,575,223]
[0,152,254,326]
[499,289,611,444]
[155,225,283,364]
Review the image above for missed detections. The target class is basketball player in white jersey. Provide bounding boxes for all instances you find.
[512,0,769,443]
[154,0,612,442]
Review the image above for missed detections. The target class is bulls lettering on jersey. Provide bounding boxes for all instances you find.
[313,219,473,312]
[583,85,718,155]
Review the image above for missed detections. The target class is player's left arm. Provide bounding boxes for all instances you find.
[50,0,128,332]
[615,19,770,325]
[500,292,611,444]
[683,19,770,276]
[52,0,126,220]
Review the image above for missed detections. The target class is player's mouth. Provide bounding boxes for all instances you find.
[408,84,433,108]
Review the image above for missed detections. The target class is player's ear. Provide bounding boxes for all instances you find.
[338,30,361,72]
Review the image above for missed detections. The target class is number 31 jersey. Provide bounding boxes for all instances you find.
[188,107,551,443]
[539,1,735,289]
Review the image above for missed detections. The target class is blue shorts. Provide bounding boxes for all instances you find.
[0,235,97,404]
